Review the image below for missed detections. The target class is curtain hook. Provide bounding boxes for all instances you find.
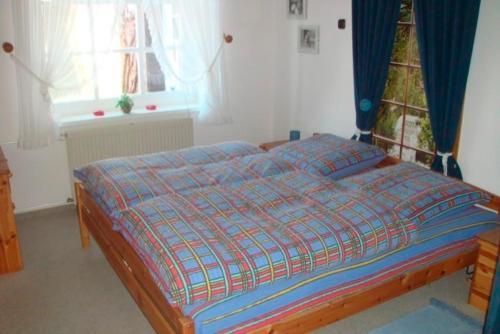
[224,34,233,44]
[2,42,14,54]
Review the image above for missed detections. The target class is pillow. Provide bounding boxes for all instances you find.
[270,134,386,179]
[339,162,492,226]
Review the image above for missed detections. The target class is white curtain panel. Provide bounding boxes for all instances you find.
[144,0,230,124]
[11,0,76,149]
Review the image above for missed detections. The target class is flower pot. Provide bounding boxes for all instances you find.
[121,105,132,114]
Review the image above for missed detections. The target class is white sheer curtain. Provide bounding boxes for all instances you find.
[144,0,230,124]
[11,0,76,149]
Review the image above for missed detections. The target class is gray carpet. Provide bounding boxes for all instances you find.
[0,207,485,334]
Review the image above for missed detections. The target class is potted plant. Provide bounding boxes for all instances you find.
[116,94,134,114]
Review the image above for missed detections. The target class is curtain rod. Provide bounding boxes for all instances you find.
[2,33,233,55]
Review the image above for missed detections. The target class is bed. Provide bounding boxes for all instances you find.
[74,135,500,334]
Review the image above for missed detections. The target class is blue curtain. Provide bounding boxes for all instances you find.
[413,0,481,179]
[351,0,401,144]
[484,259,500,333]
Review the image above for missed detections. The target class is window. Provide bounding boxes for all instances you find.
[53,1,183,115]
[373,0,435,167]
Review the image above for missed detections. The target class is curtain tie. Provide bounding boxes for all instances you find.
[437,151,453,176]
[354,128,371,141]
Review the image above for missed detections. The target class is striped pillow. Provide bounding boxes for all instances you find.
[340,162,491,225]
[270,134,386,180]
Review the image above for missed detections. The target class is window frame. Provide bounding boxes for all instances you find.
[373,4,436,166]
[53,0,188,117]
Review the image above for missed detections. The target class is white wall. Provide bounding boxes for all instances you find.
[273,0,500,194]
[272,0,355,140]
[459,0,500,195]
[0,0,275,212]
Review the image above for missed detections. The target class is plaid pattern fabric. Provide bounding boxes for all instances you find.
[74,142,265,216]
[339,162,491,225]
[270,134,386,179]
[121,170,417,305]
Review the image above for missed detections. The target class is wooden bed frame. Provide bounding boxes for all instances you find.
[75,156,500,334]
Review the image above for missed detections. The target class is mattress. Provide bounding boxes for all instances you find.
[181,205,499,333]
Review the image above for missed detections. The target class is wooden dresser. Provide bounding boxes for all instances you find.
[0,146,23,274]
[469,228,500,311]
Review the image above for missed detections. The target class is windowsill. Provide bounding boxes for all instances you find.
[56,105,198,133]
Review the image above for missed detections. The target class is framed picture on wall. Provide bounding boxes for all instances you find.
[298,25,320,54]
[288,0,307,19]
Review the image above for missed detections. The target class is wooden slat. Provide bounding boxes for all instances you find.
[75,184,90,249]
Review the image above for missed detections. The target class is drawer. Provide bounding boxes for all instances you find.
[471,270,494,295]
[476,254,497,274]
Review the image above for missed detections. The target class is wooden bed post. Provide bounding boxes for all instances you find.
[75,183,90,249]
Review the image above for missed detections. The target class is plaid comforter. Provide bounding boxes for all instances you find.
[74,142,267,219]
[121,170,418,305]
[75,140,490,308]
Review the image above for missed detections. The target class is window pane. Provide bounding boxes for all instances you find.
[388,143,402,159]
[415,151,434,168]
[399,0,412,23]
[93,3,137,50]
[402,148,433,168]
[410,27,420,65]
[146,53,165,92]
[374,102,403,142]
[374,138,399,158]
[69,4,92,53]
[407,68,427,108]
[144,4,177,48]
[52,55,94,102]
[403,108,435,152]
[392,25,410,64]
[96,53,138,99]
[145,15,152,48]
[383,65,407,103]
[121,5,137,48]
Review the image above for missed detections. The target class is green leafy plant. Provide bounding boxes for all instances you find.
[116,94,134,114]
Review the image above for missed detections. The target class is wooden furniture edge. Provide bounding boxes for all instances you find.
[0,145,11,176]
[75,179,487,334]
[259,140,289,152]
[468,227,500,311]
[0,146,23,274]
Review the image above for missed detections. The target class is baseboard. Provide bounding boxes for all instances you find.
[15,203,75,221]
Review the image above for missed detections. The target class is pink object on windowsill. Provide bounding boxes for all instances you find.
[146,105,157,111]
[93,110,105,117]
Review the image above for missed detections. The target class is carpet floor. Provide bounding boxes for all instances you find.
[0,207,486,334]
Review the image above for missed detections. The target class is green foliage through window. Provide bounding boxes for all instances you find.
[374,0,435,167]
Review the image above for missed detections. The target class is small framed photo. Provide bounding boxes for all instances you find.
[288,0,307,19]
[298,25,320,54]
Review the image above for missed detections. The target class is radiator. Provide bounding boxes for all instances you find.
[64,117,194,184]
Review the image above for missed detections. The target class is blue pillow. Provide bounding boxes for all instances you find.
[270,134,386,179]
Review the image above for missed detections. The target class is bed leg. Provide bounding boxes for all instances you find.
[75,183,90,249]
